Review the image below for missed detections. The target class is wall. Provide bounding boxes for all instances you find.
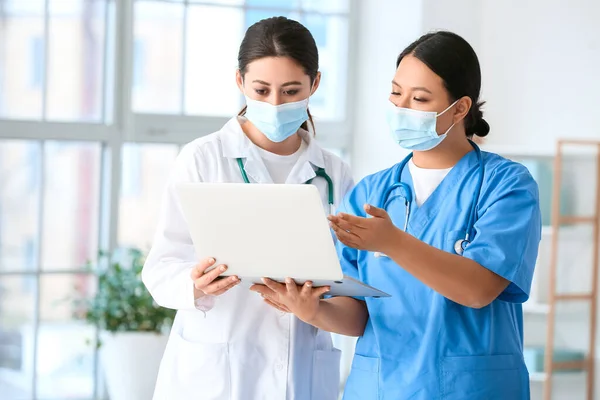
[479,0,600,154]
[349,0,422,179]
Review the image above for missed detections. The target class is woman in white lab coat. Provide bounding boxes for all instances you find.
[142,16,354,400]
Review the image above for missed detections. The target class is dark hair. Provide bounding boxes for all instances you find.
[397,31,490,138]
[237,17,318,133]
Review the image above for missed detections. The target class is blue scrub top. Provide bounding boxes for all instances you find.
[338,150,541,400]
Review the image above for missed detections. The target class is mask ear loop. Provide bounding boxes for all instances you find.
[435,99,461,136]
[436,99,460,117]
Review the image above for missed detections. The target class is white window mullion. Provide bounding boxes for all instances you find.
[116,0,135,140]
[93,140,114,400]
[30,140,45,399]
[0,121,116,141]
[110,144,122,267]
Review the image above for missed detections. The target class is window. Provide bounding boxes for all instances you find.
[29,37,44,89]
[132,38,145,89]
[0,1,353,398]
[118,143,179,251]
[130,0,351,145]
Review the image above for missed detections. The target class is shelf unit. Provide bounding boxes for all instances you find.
[542,140,600,400]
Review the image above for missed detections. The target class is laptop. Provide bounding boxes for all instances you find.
[175,183,390,298]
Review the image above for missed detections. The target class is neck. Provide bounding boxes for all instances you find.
[241,120,302,155]
[411,134,473,169]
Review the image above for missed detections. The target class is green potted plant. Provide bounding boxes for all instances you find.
[75,248,175,400]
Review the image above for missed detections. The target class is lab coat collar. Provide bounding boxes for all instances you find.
[220,117,326,184]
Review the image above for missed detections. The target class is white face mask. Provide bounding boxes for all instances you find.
[387,100,458,151]
[244,97,309,143]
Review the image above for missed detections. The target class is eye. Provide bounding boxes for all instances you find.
[390,91,401,96]
[254,89,267,95]
[284,90,299,96]
[413,97,427,103]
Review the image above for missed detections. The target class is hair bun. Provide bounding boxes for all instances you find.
[472,118,490,137]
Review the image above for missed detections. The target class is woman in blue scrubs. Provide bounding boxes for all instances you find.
[256,31,541,399]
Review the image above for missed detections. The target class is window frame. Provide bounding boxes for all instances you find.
[0,0,357,398]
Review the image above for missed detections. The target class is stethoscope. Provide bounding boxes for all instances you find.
[236,158,335,215]
[378,140,484,257]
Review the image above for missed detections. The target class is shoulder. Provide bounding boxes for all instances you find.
[173,118,241,180]
[357,163,401,193]
[480,151,540,206]
[482,152,530,176]
[482,152,538,189]
[178,118,241,164]
[319,147,351,180]
[340,163,401,215]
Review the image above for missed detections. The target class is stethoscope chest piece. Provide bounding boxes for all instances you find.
[454,239,468,256]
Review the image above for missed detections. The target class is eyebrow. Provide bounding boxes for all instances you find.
[391,80,433,94]
[252,80,303,87]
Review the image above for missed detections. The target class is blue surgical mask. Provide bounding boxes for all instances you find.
[387,100,458,151]
[244,96,309,143]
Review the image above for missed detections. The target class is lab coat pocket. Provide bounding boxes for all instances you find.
[156,333,231,400]
[311,348,342,400]
[441,354,527,400]
[343,354,380,400]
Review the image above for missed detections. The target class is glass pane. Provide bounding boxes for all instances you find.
[184,5,243,116]
[37,274,96,399]
[46,0,107,122]
[41,142,101,270]
[188,0,244,4]
[244,9,299,29]
[246,0,300,9]
[0,0,45,119]
[132,1,184,114]
[0,275,36,400]
[103,0,116,124]
[302,14,347,121]
[119,143,179,250]
[301,0,350,13]
[0,140,41,272]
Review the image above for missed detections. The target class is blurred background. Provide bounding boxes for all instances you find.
[1,0,599,399]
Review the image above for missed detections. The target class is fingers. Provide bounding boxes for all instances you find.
[299,281,329,298]
[337,213,369,228]
[300,281,313,297]
[194,264,228,289]
[262,278,287,296]
[331,217,362,233]
[202,275,239,295]
[190,257,216,279]
[364,204,389,219]
[263,298,290,313]
[210,279,240,296]
[249,284,276,298]
[327,215,341,224]
[313,286,331,298]
[329,222,361,248]
[285,278,299,295]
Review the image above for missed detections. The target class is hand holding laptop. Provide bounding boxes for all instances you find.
[190,257,240,297]
[250,277,330,319]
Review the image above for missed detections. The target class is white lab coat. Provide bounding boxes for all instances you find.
[143,117,354,400]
